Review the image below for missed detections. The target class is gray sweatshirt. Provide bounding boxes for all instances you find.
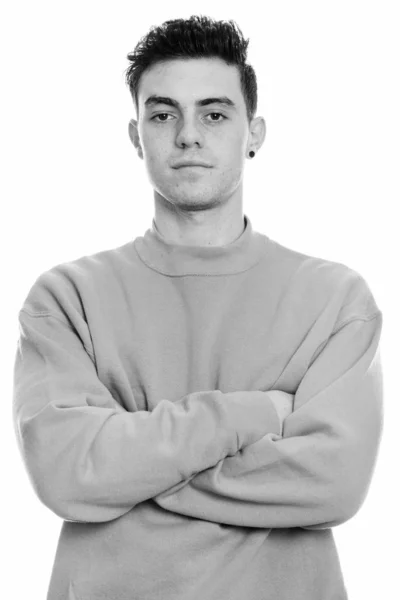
[12,214,383,599]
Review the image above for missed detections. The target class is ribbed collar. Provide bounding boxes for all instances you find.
[133,214,269,276]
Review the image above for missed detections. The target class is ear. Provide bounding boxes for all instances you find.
[128,119,143,159]
[247,116,267,155]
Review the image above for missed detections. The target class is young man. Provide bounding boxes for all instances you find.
[13,15,383,600]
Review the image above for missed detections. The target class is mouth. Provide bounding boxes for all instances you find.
[174,166,212,177]
[173,162,212,169]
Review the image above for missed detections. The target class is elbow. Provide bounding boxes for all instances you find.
[301,467,377,530]
[16,422,127,524]
[305,419,383,530]
[334,441,382,525]
[29,470,86,522]
[300,491,355,531]
[26,456,127,524]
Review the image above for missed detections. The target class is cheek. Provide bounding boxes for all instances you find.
[143,144,169,171]
[140,127,163,152]
[218,129,247,154]
[221,143,246,170]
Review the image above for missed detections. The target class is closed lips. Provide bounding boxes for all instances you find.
[174,162,211,168]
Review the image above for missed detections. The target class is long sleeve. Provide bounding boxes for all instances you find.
[154,311,384,530]
[12,308,282,524]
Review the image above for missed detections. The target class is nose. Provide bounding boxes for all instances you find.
[175,115,204,149]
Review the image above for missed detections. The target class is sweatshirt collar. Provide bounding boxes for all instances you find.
[133,214,269,276]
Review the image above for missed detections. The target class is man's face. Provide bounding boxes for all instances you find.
[131,57,255,212]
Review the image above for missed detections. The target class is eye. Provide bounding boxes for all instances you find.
[206,112,226,122]
[151,113,172,122]
[151,112,227,123]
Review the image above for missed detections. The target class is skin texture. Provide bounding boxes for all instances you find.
[128,57,266,247]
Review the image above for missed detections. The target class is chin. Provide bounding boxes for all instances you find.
[172,199,222,212]
[158,188,223,211]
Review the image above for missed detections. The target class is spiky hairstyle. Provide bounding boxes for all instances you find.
[124,14,257,124]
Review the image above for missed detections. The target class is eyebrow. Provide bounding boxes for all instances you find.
[144,95,237,110]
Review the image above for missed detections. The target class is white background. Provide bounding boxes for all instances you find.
[2,1,399,598]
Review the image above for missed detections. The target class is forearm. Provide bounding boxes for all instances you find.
[154,315,384,530]
[13,310,282,523]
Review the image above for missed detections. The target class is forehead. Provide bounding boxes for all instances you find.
[138,58,243,106]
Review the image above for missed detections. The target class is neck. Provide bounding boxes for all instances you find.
[133,213,270,277]
[152,189,245,247]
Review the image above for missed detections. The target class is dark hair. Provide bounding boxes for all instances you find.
[124,15,257,125]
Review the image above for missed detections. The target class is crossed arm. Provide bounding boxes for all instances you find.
[13,272,383,529]
[153,313,384,530]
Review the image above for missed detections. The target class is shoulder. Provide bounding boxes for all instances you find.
[266,237,381,323]
[19,240,136,317]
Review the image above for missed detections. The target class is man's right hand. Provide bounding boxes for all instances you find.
[267,390,294,435]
